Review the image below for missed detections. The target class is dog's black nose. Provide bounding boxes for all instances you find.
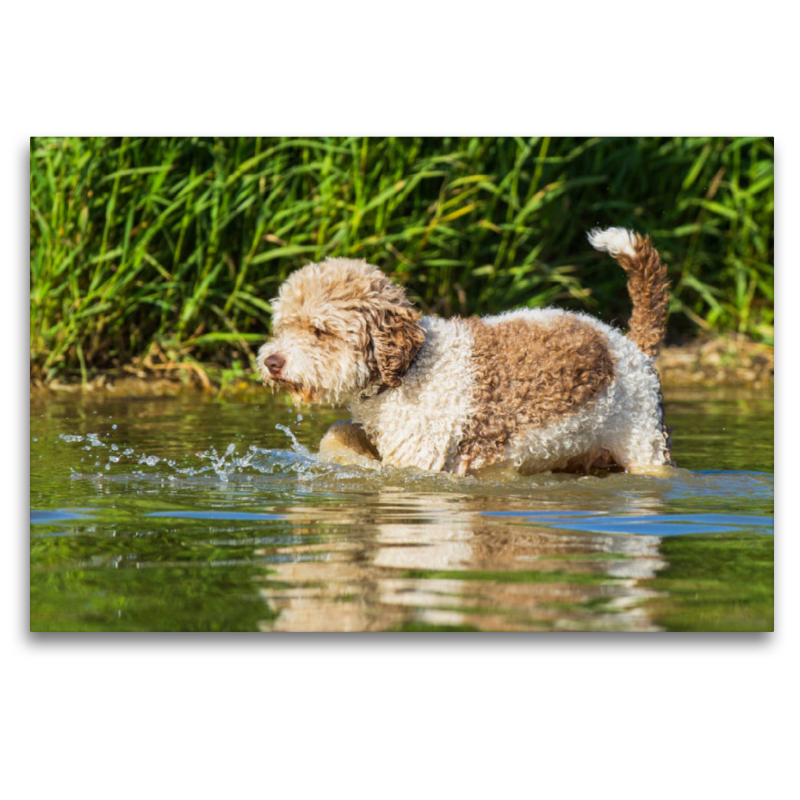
[264,354,285,377]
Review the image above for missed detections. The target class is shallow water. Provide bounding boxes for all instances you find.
[30,388,773,632]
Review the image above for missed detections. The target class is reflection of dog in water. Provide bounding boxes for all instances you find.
[257,492,668,632]
[258,227,674,476]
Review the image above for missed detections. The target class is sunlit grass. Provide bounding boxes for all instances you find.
[30,136,774,382]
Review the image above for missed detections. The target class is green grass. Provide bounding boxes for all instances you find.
[30,137,774,383]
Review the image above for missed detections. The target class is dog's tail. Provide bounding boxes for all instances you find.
[587,227,670,357]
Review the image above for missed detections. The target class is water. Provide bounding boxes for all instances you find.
[30,388,773,631]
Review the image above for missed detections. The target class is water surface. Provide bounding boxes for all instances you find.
[30,388,773,632]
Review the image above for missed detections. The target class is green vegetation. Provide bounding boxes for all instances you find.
[30,137,773,383]
[30,566,274,632]
[645,532,773,632]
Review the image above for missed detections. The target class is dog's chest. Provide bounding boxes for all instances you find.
[348,317,474,471]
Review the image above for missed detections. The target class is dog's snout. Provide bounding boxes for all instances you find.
[264,354,286,377]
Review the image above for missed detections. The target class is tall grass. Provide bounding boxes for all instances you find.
[30,137,774,382]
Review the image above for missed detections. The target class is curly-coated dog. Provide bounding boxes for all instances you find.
[258,227,674,475]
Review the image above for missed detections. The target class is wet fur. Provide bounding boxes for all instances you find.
[258,228,673,474]
[458,315,616,468]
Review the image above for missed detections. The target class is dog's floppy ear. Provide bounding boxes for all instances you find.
[366,302,425,388]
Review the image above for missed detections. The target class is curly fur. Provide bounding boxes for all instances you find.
[457,314,616,469]
[258,258,424,405]
[258,229,674,474]
[588,227,670,357]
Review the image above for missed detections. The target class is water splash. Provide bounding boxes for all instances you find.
[274,424,308,455]
[59,421,346,485]
[56,422,771,507]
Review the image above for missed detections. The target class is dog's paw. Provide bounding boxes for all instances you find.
[318,420,381,469]
[624,463,683,478]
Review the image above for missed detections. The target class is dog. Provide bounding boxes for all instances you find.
[258,227,674,475]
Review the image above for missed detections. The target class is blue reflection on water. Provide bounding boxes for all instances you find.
[30,509,94,524]
[482,510,773,536]
[144,510,285,521]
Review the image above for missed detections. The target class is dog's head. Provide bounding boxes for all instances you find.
[257,258,425,405]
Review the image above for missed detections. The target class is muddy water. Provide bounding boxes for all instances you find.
[30,389,773,631]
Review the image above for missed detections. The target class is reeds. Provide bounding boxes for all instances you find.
[30,136,773,381]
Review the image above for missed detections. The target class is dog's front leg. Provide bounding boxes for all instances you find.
[453,455,472,476]
[318,420,381,468]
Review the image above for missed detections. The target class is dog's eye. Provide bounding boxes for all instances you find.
[313,327,325,339]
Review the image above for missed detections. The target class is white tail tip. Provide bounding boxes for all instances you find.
[587,227,637,258]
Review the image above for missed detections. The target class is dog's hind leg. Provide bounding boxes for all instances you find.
[607,420,675,476]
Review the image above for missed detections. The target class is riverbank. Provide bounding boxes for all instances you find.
[657,334,773,389]
[30,334,774,398]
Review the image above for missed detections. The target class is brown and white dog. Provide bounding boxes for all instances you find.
[258,227,674,475]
